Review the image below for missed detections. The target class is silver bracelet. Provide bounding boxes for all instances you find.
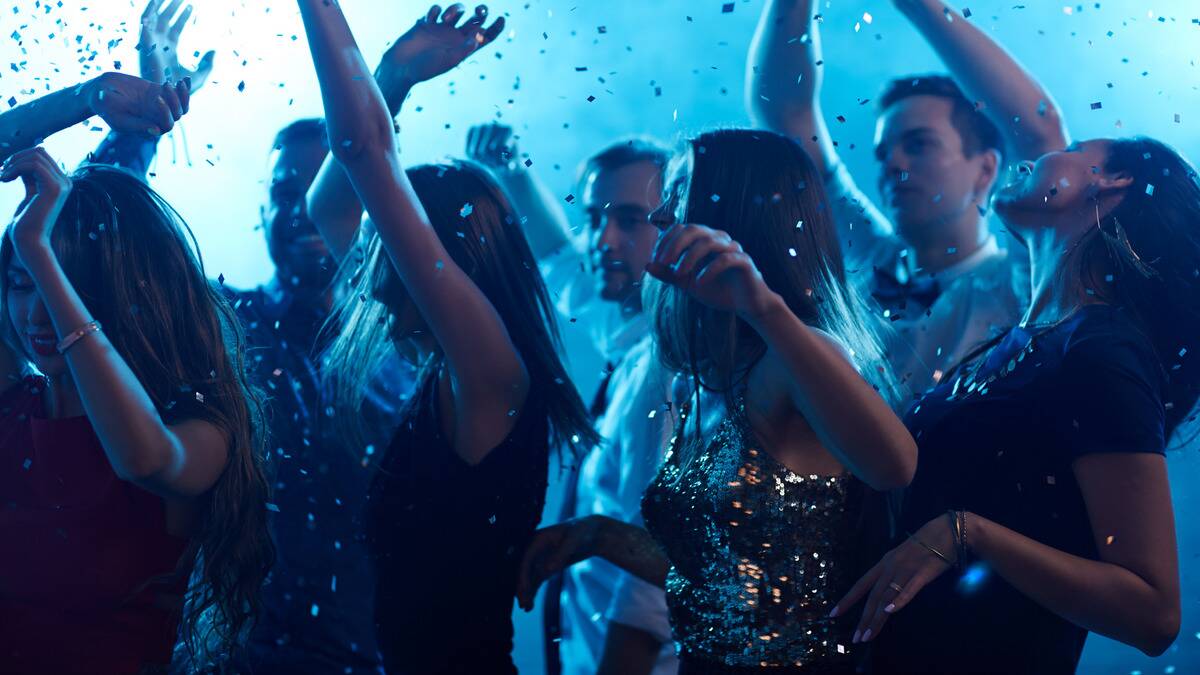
[56,321,102,354]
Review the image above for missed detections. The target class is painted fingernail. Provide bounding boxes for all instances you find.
[862,629,873,642]
[828,606,839,618]
[852,630,861,643]
[884,603,896,613]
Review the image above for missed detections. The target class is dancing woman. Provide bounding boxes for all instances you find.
[830,2,1197,672]
[0,150,270,672]
[518,129,917,673]
[295,2,597,672]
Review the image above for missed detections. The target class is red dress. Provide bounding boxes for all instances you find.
[0,377,192,674]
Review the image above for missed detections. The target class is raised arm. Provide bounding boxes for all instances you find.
[91,0,217,177]
[0,74,188,165]
[649,224,917,490]
[297,1,524,463]
[894,0,1069,161]
[306,5,506,260]
[466,123,574,260]
[746,0,834,175]
[2,148,228,499]
[746,0,894,265]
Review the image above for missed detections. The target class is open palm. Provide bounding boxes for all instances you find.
[381,4,506,87]
[138,0,216,89]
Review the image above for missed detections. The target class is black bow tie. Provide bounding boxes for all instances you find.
[872,267,942,311]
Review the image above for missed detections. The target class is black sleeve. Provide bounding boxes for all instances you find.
[1056,332,1166,460]
[84,132,159,180]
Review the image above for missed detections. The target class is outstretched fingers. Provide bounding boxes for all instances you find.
[140,0,163,24]
[439,3,467,26]
[157,0,186,32]
[480,16,506,46]
[167,4,194,41]
[831,560,881,620]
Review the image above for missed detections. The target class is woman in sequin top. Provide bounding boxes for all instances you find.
[519,129,918,673]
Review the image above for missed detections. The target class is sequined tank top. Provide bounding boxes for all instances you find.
[641,391,863,672]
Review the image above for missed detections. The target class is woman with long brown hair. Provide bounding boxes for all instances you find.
[517,129,917,673]
[0,150,272,673]
[296,2,597,672]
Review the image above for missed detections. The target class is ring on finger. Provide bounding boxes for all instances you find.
[888,581,904,594]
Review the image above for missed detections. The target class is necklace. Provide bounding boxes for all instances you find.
[947,310,1080,401]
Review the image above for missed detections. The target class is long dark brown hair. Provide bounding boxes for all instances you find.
[647,129,900,408]
[645,129,902,598]
[1079,137,1200,441]
[0,165,273,659]
[322,160,598,455]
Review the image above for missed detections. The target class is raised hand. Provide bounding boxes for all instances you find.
[85,73,190,137]
[465,123,517,170]
[646,224,779,319]
[376,4,506,95]
[138,0,216,89]
[1,148,73,255]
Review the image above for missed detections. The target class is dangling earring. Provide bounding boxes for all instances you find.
[1094,199,1157,278]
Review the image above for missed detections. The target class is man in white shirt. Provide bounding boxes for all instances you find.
[467,129,678,675]
[746,0,1068,398]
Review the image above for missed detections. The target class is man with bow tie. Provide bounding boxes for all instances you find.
[747,0,1045,399]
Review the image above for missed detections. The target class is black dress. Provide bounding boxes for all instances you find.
[366,371,550,674]
[873,305,1168,674]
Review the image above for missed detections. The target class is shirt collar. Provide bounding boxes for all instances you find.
[909,235,1002,285]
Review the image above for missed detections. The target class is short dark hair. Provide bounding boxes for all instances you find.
[880,75,1004,163]
[581,137,671,184]
[272,117,328,151]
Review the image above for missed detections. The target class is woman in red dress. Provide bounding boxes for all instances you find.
[0,146,272,673]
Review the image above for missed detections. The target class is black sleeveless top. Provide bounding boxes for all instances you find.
[365,371,550,674]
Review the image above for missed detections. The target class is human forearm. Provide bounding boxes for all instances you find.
[298,0,405,260]
[306,61,416,261]
[594,516,670,588]
[896,0,1068,160]
[748,0,894,255]
[969,513,1179,655]
[296,0,397,163]
[744,294,916,490]
[16,246,200,495]
[0,81,96,163]
[493,167,574,260]
[88,132,159,179]
[746,0,836,175]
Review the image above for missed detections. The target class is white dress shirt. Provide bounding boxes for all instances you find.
[541,245,679,675]
[825,163,1028,399]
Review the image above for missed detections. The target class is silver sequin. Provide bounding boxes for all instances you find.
[642,392,860,669]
